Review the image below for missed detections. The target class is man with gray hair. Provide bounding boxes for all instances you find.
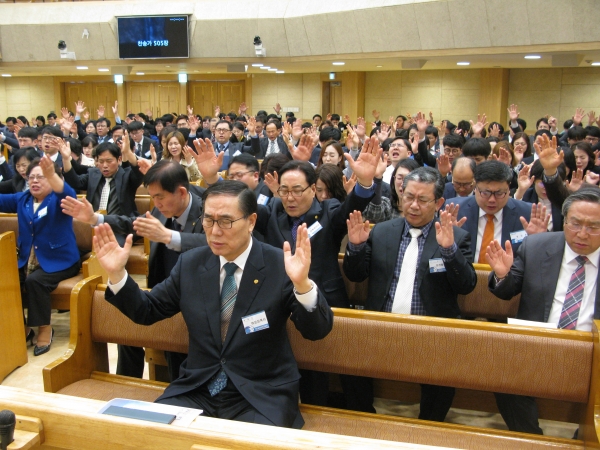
[343,166,477,423]
[487,187,600,434]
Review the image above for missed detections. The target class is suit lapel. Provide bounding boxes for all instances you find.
[184,194,203,233]
[501,199,520,244]
[199,255,223,349]
[277,207,294,249]
[464,198,479,255]
[542,235,566,321]
[222,241,266,352]
[416,222,439,292]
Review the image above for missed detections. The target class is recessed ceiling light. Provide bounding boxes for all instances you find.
[136,72,145,75]
[76,66,88,70]
[276,70,284,74]
[524,55,541,59]
[457,62,470,66]
[268,68,277,71]
[165,65,171,68]
[260,66,270,70]
[98,68,109,72]
[1,74,11,77]
[332,62,345,66]
[376,65,383,68]
[252,63,263,67]
[592,62,600,66]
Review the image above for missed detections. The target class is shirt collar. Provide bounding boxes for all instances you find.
[479,207,503,222]
[403,219,434,239]
[565,241,600,268]
[219,238,253,271]
[174,193,193,229]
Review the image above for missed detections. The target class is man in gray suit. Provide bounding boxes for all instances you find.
[487,187,600,434]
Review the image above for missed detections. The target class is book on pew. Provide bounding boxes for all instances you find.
[98,398,202,427]
[507,318,557,329]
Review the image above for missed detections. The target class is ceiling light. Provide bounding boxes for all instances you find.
[268,68,277,71]
[76,66,88,70]
[276,70,284,74]
[114,74,124,84]
[178,73,188,83]
[252,63,263,67]
[136,72,144,75]
[376,65,383,68]
[524,55,541,60]
[1,74,11,77]
[260,66,270,70]
[457,62,470,66]
[592,62,600,66]
[98,68,109,72]
[332,62,345,66]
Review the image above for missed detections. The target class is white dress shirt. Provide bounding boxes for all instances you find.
[475,208,503,258]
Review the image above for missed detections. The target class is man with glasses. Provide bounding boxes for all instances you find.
[228,154,271,205]
[95,117,111,145]
[344,167,477,422]
[91,181,333,428]
[128,120,157,160]
[443,157,475,200]
[486,187,600,434]
[450,160,547,264]
[212,120,260,171]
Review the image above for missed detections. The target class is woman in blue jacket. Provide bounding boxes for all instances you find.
[0,154,81,356]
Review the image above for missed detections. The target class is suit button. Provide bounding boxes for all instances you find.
[221,358,226,364]
[34,246,38,249]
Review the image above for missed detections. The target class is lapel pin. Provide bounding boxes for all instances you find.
[254,279,259,284]
[314,215,318,219]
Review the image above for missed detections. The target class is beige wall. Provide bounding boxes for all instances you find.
[364,70,481,126]
[0,77,55,122]
[508,68,600,131]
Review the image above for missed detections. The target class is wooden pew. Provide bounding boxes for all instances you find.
[0,231,27,382]
[43,276,598,449]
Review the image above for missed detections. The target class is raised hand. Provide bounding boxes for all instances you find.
[187,104,194,116]
[182,145,194,164]
[61,196,96,224]
[291,118,303,142]
[497,147,512,166]
[343,136,381,187]
[415,111,429,136]
[273,102,282,115]
[283,223,312,293]
[375,153,388,178]
[507,104,519,122]
[264,172,280,197]
[429,111,434,124]
[355,117,366,140]
[58,138,72,161]
[470,113,488,137]
[372,110,380,121]
[520,202,550,235]
[290,134,313,161]
[486,240,513,279]
[192,138,223,183]
[344,114,351,125]
[97,105,105,118]
[489,123,500,137]
[93,223,132,283]
[534,134,563,176]
[145,108,153,119]
[214,105,221,117]
[82,110,90,122]
[188,115,200,134]
[516,163,534,198]
[588,111,597,126]
[133,212,172,244]
[345,126,359,150]
[75,101,86,115]
[137,158,152,175]
[389,115,397,132]
[435,209,456,249]
[566,168,584,192]
[39,153,57,179]
[436,153,451,177]
[347,210,370,245]
[112,100,119,116]
[376,122,390,141]
[548,116,557,131]
[60,107,70,119]
[443,203,467,227]
[246,116,257,135]
[343,173,357,194]
[586,171,600,185]
[239,102,248,114]
[573,107,585,126]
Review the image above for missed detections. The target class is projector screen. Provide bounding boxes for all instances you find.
[117,15,189,59]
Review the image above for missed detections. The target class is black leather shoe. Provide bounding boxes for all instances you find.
[25,328,35,347]
[33,328,54,357]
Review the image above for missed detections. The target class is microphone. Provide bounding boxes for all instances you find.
[0,410,15,450]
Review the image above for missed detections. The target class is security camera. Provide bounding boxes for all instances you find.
[58,40,76,60]
[254,36,266,57]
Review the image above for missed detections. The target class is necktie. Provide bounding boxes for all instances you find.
[291,217,303,243]
[98,177,112,211]
[267,140,276,156]
[207,262,238,396]
[218,144,223,154]
[478,214,495,264]
[558,256,588,330]
[171,217,181,232]
[391,228,422,314]
[136,142,142,157]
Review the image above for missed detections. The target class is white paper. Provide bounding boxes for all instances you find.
[507,318,556,329]
[98,398,202,427]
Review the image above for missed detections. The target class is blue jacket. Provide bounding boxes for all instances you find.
[0,182,80,272]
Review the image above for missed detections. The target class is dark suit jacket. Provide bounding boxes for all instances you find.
[443,182,458,200]
[255,189,374,308]
[488,232,600,322]
[254,136,291,159]
[522,187,562,232]
[216,137,261,171]
[451,196,532,253]
[105,239,333,428]
[104,192,206,287]
[63,165,144,217]
[343,218,476,317]
[134,136,153,159]
[0,175,25,194]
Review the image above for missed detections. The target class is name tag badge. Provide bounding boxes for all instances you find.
[242,311,269,334]
[256,194,269,205]
[429,258,446,273]
[232,150,242,157]
[37,206,48,218]
[307,221,323,238]
[510,230,527,244]
[144,150,151,158]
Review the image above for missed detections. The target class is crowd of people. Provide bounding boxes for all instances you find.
[4,100,600,433]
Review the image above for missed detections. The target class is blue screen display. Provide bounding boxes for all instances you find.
[118,16,189,59]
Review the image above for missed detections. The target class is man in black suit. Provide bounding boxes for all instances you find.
[95,117,112,145]
[442,157,475,200]
[92,181,333,428]
[343,167,477,422]
[212,120,259,171]
[255,119,290,159]
[486,188,600,434]
[228,154,272,205]
[61,160,207,379]
[128,120,157,160]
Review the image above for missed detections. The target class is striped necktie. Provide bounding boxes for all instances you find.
[558,255,588,330]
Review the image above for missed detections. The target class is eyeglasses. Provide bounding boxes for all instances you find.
[444,148,461,155]
[476,187,508,199]
[277,185,311,198]
[202,215,247,229]
[453,180,474,189]
[215,128,231,134]
[228,170,254,180]
[564,221,600,235]
[402,194,435,207]
[28,175,45,182]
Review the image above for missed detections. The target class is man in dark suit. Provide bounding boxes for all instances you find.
[228,153,272,205]
[128,120,156,160]
[486,188,600,434]
[442,157,475,200]
[449,160,542,264]
[61,160,207,379]
[255,119,290,159]
[343,167,477,422]
[92,181,333,428]
[212,120,259,170]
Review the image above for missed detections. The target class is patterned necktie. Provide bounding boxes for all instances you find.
[558,255,588,330]
[98,177,112,211]
[478,214,495,264]
[207,262,238,396]
[391,228,422,314]
[291,217,303,243]
[136,143,142,157]
[267,140,276,156]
